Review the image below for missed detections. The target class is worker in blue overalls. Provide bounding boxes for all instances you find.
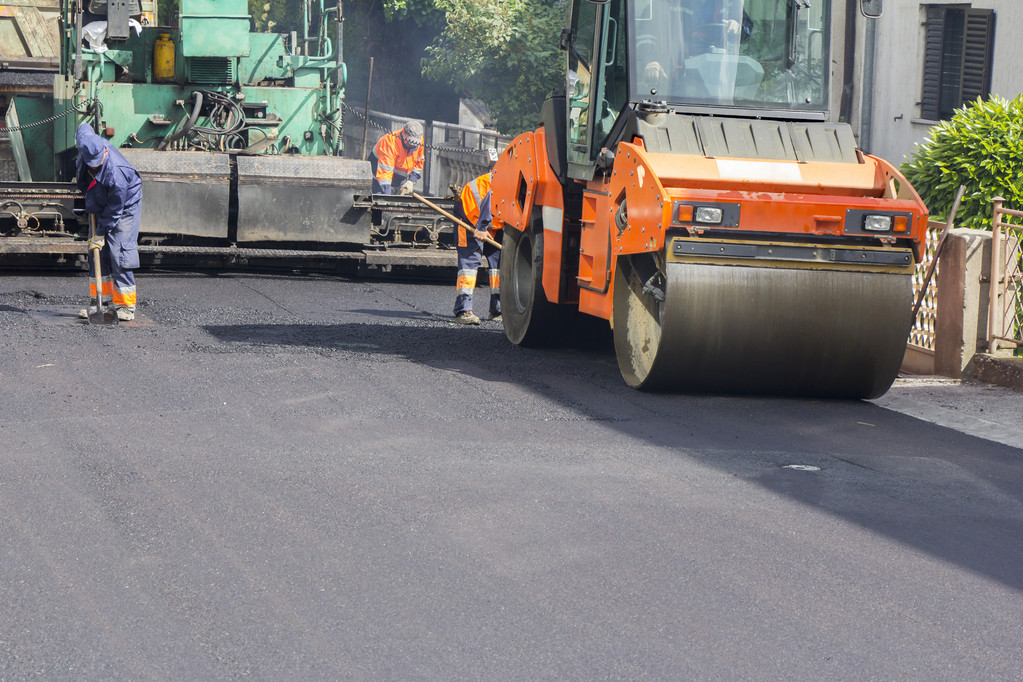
[452,171,500,325]
[75,123,143,321]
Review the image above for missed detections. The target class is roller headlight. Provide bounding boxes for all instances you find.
[695,207,723,224]
[863,214,893,232]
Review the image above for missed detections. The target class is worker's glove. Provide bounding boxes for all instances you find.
[400,180,414,196]
[724,19,741,35]
[88,235,105,251]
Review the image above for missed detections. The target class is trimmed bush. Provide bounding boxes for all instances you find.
[901,94,1023,229]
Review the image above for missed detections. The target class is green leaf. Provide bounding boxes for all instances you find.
[422,0,569,134]
[902,94,1023,230]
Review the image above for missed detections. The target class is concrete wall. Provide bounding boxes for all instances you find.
[933,229,992,377]
[458,101,489,130]
[859,1,1023,166]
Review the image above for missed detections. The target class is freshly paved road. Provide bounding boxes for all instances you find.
[1,271,1021,679]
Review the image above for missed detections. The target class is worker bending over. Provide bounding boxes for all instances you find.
[453,171,500,325]
[75,123,142,321]
[369,120,424,195]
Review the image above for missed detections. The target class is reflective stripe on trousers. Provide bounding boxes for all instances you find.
[453,242,501,316]
[90,256,137,309]
[93,247,137,310]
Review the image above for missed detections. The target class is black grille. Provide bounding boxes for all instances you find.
[188,57,234,85]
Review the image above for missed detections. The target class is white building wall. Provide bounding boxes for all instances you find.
[863,0,1023,166]
[457,101,488,130]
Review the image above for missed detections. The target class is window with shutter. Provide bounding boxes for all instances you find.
[919,4,995,121]
[919,7,947,121]
[961,9,995,102]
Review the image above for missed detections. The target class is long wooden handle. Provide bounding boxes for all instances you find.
[89,214,103,308]
[411,192,502,250]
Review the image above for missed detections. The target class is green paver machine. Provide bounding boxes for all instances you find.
[4,0,378,254]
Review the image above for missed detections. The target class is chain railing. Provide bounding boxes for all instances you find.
[3,98,96,133]
[339,101,510,195]
[988,197,1023,354]
[426,120,509,195]
[340,101,504,155]
[3,97,96,181]
[909,220,944,352]
[338,102,419,160]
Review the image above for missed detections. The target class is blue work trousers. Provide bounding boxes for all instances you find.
[96,202,141,311]
[454,240,501,317]
[452,201,500,316]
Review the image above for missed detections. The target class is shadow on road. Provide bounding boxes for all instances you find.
[203,320,1023,593]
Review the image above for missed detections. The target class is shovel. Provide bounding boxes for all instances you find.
[87,214,118,326]
[411,192,502,250]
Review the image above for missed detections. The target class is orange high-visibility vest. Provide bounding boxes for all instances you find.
[460,173,492,227]
[373,131,424,185]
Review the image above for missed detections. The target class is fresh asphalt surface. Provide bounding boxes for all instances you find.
[1,270,1021,679]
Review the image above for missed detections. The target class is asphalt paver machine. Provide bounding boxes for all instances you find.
[3,0,376,252]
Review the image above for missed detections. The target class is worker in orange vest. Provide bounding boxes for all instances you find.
[452,171,500,325]
[369,120,424,195]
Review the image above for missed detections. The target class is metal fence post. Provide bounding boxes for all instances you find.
[424,123,435,195]
[989,197,1004,352]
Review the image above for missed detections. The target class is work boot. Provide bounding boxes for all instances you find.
[455,311,481,325]
[78,306,97,319]
[488,313,502,322]
[116,307,135,322]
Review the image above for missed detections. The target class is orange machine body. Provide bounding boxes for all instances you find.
[492,131,929,322]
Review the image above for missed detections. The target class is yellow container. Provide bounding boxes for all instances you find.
[154,33,175,81]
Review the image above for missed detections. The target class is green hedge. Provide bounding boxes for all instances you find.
[901,95,1023,230]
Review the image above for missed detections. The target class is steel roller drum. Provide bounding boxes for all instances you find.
[613,257,913,399]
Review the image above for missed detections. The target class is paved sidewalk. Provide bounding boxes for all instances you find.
[872,375,1023,450]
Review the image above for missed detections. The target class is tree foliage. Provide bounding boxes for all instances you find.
[340,0,454,120]
[902,95,1023,229]
[378,0,444,24]
[423,0,568,135]
[161,0,567,131]
[247,0,304,33]
[252,0,456,120]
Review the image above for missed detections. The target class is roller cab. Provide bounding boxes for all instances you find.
[493,0,929,398]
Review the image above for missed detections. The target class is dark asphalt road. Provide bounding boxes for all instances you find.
[1,271,1021,679]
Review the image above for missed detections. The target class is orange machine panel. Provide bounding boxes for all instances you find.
[574,140,929,321]
[491,127,567,304]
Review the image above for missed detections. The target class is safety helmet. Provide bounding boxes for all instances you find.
[400,120,423,149]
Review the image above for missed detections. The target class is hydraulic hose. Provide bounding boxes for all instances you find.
[159,91,203,150]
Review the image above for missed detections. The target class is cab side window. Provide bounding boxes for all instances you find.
[567,2,599,150]
[592,0,629,155]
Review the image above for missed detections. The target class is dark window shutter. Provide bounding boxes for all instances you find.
[920,7,947,120]
[960,8,995,104]
[939,9,966,118]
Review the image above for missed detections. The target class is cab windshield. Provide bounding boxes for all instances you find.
[630,0,830,112]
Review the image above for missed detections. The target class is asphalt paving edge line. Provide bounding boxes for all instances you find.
[871,395,1023,451]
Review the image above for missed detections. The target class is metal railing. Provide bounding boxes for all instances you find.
[338,104,423,162]
[909,219,944,352]
[425,121,511,196]
[339,104,511,196]
[988,197,1023,354]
